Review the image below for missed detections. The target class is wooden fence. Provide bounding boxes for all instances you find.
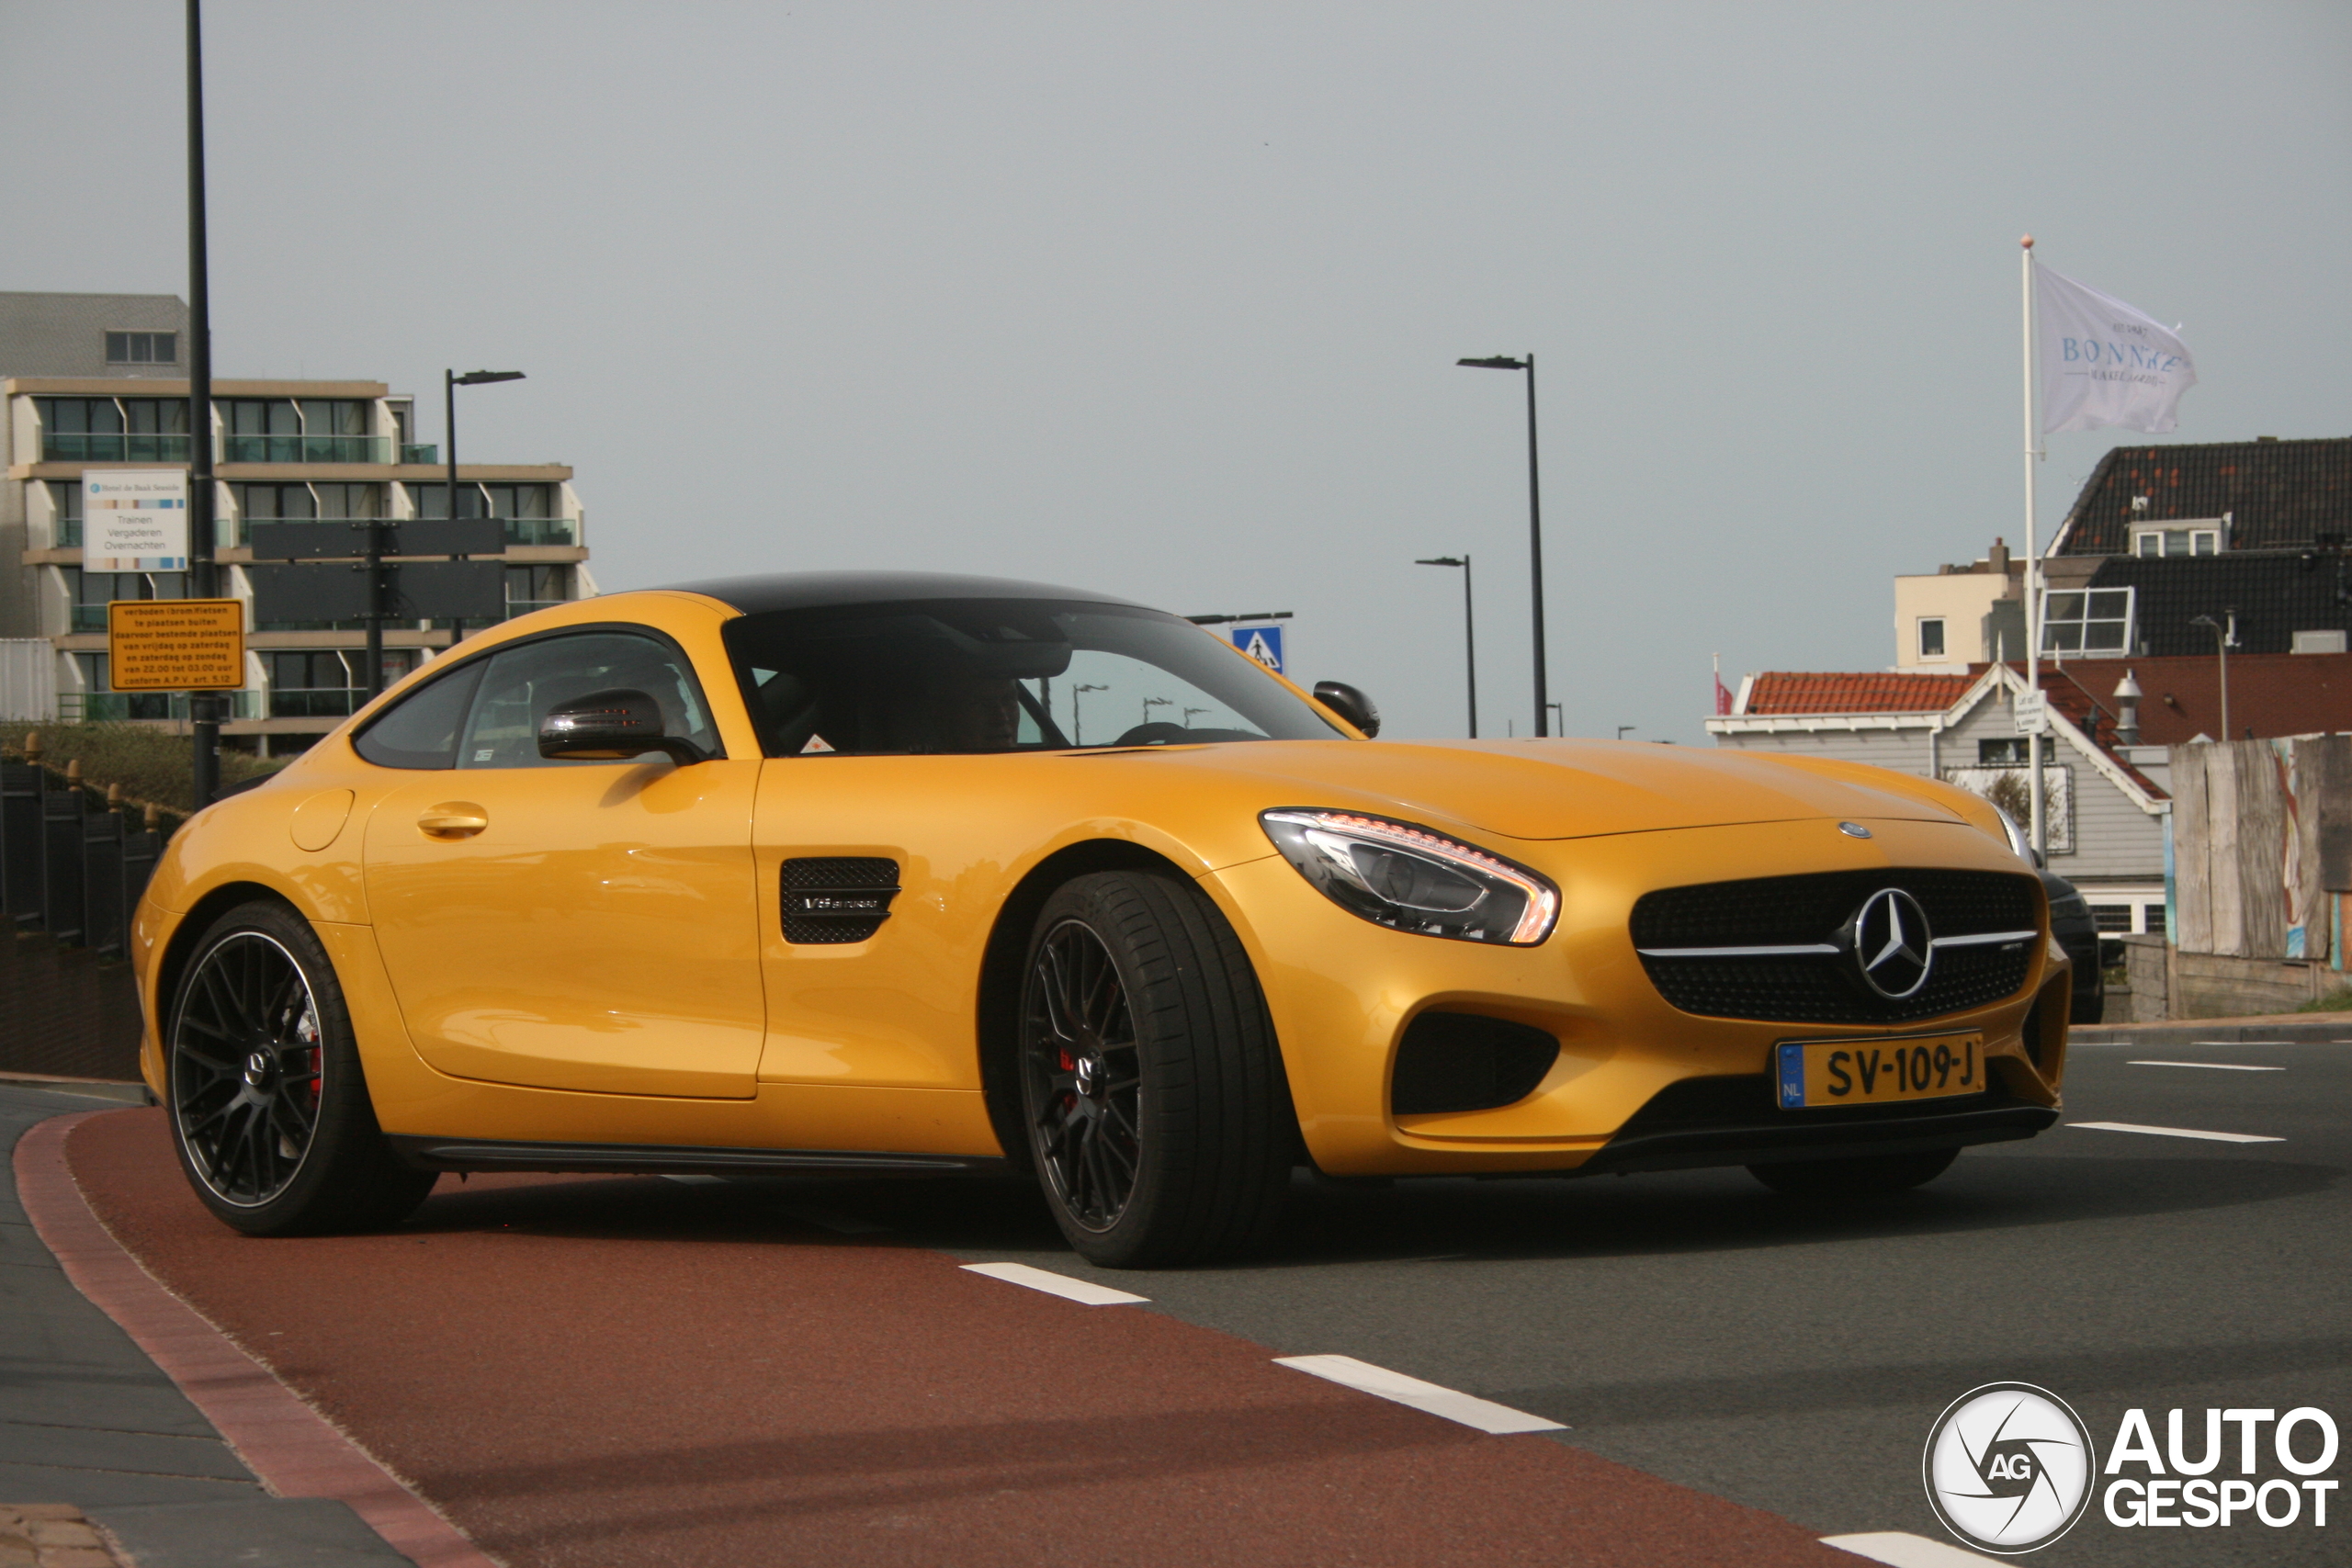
[2170,734,2352,963]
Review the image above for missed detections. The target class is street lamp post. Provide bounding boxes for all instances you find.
[1414,555,1476,738]
[2190,610,2237,739]
[416,367,528,694]
[185,0,220,807]
[1457,354,1546,735]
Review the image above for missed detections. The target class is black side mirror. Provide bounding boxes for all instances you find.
[538,688,707,764]
[1313,681,1381,738]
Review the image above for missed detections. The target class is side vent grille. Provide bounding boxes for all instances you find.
[1391,1012,1559,1116]
[782,857,900,944]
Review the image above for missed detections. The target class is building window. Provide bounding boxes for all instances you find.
[105,332,177,365]
[267,649,417,718]
[1917,618,1946,660]
[2041,586,2133,654]
[1978,738,2030,765]
[46,480,84,548]
[2132,526,2219,558]
[63,567,187,633]
[504,564,571,618]
[220,398,379,463]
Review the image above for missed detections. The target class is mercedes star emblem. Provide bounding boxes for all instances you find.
[1849,887,1933,998]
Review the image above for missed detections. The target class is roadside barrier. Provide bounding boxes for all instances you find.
[2,733,169,962]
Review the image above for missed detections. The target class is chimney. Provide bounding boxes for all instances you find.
[2113,670,2143,747]
[1987,537,2011,581]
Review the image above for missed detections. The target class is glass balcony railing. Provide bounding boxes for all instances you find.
[503,599,566,619]
[221,434,393,465]
[55,518,83,547]
[63,690,262,722]
[503,517,578,547]
[269,689,365,718]
[400,444,438,464]
[43,433,194,462]
[70,605,109,633]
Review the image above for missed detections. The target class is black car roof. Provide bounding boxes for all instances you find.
[660,571,1155,616]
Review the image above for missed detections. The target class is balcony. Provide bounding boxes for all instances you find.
[62,689,263,722]
[221,434,393,465]
[269,689,365,719]
[43,433,193,462]
[503,517,578,547]
[503,599,566,619]
[70,605,109,633]
[401,444,438,464]
[55,518,82,547]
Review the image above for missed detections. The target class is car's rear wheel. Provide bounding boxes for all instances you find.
[167,899,435,1235]
[1017,871,1292,1268]
[1747,1145,1960,1198]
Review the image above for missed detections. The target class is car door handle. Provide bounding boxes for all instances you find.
[417,804,489,840]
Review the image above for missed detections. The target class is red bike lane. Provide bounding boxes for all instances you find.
[51,1107,1857,1567]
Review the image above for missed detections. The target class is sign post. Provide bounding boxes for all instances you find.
[107,600,243,694]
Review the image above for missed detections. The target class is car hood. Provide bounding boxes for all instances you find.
[1136,738,1969,842]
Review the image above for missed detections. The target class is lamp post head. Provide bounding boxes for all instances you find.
[1415,556,1465,568]
[1456,355,1527,370]
[452,369,526,386]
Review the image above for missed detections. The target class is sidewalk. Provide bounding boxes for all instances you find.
[2069,1010,2352,1048]
[1,1084,413,1567]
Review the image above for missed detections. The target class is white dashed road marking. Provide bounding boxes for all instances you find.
[2127,1059,2283,1071]
[1273,1354,1566,1435]
[2068,1121,2283,1144]
[961,1262,1150,1305]
[1823,1530,2003,1565]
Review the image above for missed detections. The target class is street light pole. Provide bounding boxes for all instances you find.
[1414,555,1476,738]
[2191,611,2236,739]
[185,0,220,809]
[423,368,527,693]
[1457,354,1547,735]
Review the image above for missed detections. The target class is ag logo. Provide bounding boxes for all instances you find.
[1924,1383,2097,1553]
[1848,887,1933,999]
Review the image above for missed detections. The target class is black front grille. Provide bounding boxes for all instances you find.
[1632,868,2040,1024]
[781,856,900,944]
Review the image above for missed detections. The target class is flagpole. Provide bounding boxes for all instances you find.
[2021,235,2045,862]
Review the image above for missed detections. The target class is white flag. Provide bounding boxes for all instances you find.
[2037,264,2197,434]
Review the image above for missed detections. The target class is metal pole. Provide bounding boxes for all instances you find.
[185,0,220,809]
[2020,238,2046,859]
[1462,552,1477,739]
[2218,615,2231,739]
[1524,353,1548,738]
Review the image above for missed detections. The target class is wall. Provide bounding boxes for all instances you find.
[2171,735,2352,959]
[1893,572,2006,669]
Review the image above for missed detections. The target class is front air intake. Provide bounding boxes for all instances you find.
[1391,1012,1559,1116]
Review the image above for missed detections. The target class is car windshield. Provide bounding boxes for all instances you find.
[719,598,1342,757]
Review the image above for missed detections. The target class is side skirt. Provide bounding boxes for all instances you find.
[387,1134,1008,1179]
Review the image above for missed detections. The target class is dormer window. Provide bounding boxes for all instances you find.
[2041,587,2134,654]
[2132,525,2220,557]
[105,331,177,365]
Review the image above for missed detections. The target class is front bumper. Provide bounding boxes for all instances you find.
[1204,814,2068,1177]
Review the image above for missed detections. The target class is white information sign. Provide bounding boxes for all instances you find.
[2010,692,2050,736]
[83,469,190,572]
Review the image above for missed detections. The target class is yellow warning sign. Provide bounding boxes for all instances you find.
[107,600,245,692]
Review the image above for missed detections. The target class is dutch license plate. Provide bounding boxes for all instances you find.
[1775,1033,1984,1109]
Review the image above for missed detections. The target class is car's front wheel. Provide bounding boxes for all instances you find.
[1747,1145,1960,1198]
[166,899,435,1235]
[1017,871,1292,1268]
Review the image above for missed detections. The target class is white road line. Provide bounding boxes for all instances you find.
[1824,1530,2002,1566]
[780,1203,892,1235]
[2128,1060,2283,1072]
[2068,1121,2284,1144]
[1273,1354,1566,1435]
[961,1261,1149,1305]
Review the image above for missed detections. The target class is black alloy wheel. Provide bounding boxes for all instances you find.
[1015,871,1295,1268]
[172,928,324,1207]
[1023,918,1145,1231]
[167,900,435,1235]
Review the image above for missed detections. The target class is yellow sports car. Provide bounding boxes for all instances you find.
[133,573,2068,1266]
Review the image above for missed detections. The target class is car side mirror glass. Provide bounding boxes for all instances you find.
[1313,681,1381,739]
[537,688,707,764]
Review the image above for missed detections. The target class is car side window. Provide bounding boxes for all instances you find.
[352,663,486,770]
[457,631,718,769]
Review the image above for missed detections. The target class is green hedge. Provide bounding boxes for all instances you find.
[0,722,285,818]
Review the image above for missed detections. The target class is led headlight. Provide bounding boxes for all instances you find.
[1259,809,1558,945]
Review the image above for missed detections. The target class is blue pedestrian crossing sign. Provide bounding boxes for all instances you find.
[1231,624,1285,673]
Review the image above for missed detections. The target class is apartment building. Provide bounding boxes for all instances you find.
[2,292,592,752]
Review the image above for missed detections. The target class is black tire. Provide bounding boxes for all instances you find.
[1017,871,1293,1268]
[165,899,435,1236]
[1747,1145,1960,1198]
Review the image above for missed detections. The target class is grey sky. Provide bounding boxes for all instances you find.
[6,2,2346,741]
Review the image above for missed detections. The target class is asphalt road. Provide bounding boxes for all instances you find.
[31,1029,2349,1566]
[851,1032,2352,1566]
